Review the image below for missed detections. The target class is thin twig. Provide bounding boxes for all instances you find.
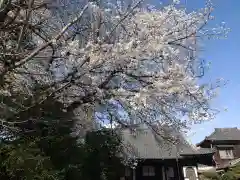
[17,0,34,51]
[107,0,143,40]
[0,4,89,76]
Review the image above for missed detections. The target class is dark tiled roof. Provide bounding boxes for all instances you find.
[215,145,234,148]
[206,128,240,141]
[196,147,214,155]
[120,124,213,159]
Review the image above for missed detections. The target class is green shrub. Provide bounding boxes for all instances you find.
[221,171,237,180]
[200,171,221,180]
[231,163,240,178]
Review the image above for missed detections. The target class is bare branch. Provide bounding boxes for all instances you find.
[0,3,89,76]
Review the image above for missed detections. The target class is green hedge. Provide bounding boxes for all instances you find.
[200,163,240,180]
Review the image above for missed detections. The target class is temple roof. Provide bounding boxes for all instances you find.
[197,127,240,147]
[120,124,213,159]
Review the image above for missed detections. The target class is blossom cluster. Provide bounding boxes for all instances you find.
[1,0,228,131]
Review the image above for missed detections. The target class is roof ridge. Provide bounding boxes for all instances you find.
[215,127,239,130]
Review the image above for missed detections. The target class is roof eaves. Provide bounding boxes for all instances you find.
[205,130,217,140]
[196,136,211,147]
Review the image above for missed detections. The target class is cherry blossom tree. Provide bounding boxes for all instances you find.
[0,0,228,137]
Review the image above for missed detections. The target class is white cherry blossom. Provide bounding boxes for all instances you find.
[0,0,228,133]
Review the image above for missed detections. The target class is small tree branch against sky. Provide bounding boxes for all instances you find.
[0,0,229,136]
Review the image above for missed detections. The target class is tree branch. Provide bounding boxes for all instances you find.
[0,3,89,76]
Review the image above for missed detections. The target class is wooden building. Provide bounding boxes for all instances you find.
[119,125,213,180]
[197,127,240,169]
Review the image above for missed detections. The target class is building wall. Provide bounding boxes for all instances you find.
[198,140,240,168]
[123,159,200,180]
[211,141,240,168]
[213,150,230,168]
[233,144,240,158]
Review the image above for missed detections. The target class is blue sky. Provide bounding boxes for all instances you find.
[180,0,240,144]
[100,0,239,144]
[148,0,240,144]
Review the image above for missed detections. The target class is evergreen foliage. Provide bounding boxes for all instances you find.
[0,97,124,180]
